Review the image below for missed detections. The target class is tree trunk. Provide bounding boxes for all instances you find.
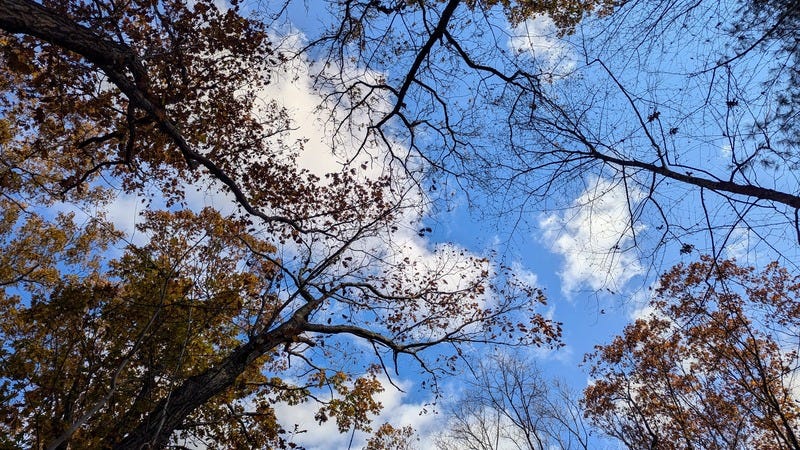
[114,319,305,449]
[0,0,137,72]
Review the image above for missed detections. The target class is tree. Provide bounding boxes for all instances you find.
[583,257,800,449]
[436,352,593,450]
[0,0,574,448]
[364,423,418,450]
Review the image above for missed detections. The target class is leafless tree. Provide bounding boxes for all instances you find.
[435,352,594,450]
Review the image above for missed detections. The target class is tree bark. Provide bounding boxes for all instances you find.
[114,317,307,449]
[0,0,135,70]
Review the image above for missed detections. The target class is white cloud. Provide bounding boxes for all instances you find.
[510,260,538,287]
[102,192,144,243]
[540,177,644,294]
[508,16,575,80]
[260,32,397,182]
[51,189,146,247]
[199,35,516,448]
[94,180,239,248]
[720,144,732,159]
[95,33,492,331]
[528,339,573,364]
[783,354,800,407]
[626,282,662,322]
[90,31,548,447]
[370,378,442,448]
[724,225,753,261]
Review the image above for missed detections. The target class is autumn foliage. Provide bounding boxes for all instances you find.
[584,257,800,449]
[0,0,569,448]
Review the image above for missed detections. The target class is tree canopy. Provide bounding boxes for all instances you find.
[436,352,591,450]
[2,0,800,447]
[584,257,800,449]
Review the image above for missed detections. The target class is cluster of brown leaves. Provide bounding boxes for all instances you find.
[471,0,618,32]
[584,256,800,449]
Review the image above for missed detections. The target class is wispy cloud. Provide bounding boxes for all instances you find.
[508,16,576,80]
[540,176,644,294]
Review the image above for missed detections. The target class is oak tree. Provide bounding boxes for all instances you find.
[436,352,592,450]
[584,257,800,449]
